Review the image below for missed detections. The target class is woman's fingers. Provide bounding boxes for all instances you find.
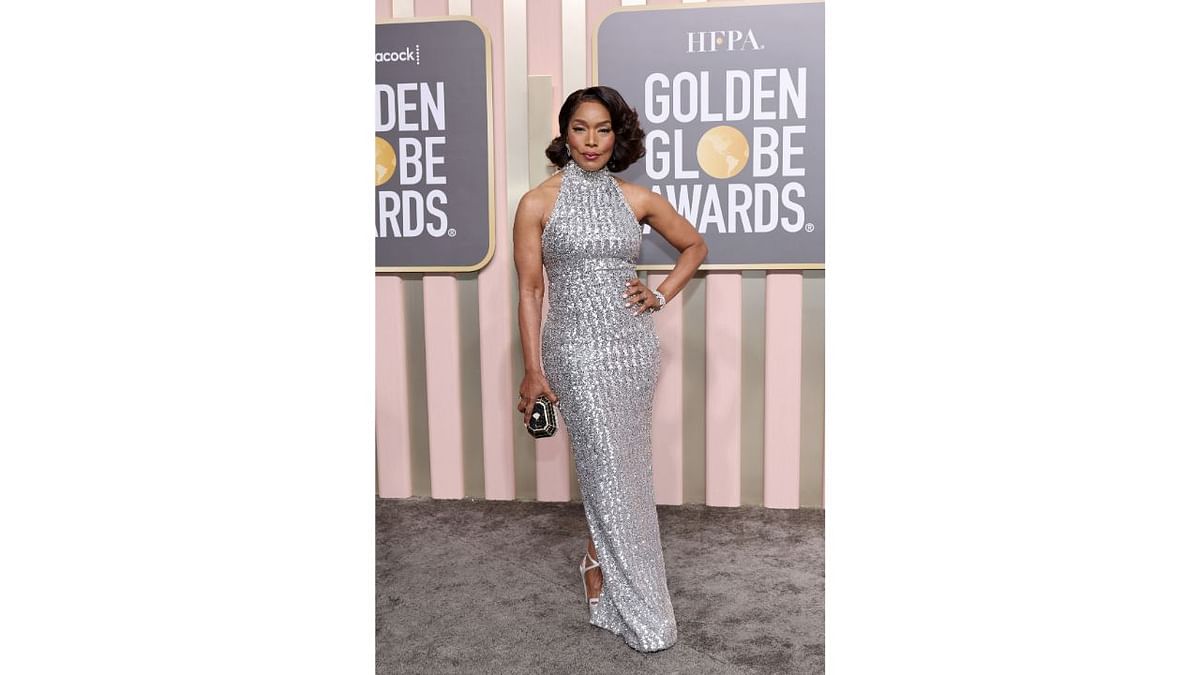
[624,278,651,310]
[628,279,650,314]
[517,387,558,426]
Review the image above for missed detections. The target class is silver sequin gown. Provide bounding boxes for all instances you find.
[540,158,678,653]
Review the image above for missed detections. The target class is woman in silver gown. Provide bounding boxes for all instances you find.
[513,86,708,653]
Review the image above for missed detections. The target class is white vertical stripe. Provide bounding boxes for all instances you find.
[391,0,414,18]
[560,0,586,99]
[448,0,470,14]
[621,0,646,6]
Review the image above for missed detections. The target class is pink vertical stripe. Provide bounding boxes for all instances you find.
[705,272,742,507]
[528,0,564,105]
[376,0,391,20]
[414,0,448,15]
[649,272,683,504]
[473,0,518,500]
[530,0,561,102]
[423,276,465,498]
[586,0,621,86]
[376,277,412,497]
[763,271,803,509]
[529,1,572,502]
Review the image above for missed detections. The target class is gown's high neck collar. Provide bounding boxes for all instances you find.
[562,157,610,182]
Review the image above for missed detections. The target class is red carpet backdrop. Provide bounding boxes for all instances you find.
[376,0,824,510]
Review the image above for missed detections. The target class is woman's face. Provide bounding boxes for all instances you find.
[566,100,615,171]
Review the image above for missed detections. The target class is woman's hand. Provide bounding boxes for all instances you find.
[517,372,559,427]
[623,277,662,316]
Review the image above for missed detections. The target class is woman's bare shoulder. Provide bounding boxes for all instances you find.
[613,175,653,217]
[520,170,565,227]
[538,168,565,191]
[613,175,651,198]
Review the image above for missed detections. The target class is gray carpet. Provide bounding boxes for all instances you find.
[377,497,824,674]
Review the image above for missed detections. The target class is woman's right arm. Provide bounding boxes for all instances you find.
[512,190,559,426]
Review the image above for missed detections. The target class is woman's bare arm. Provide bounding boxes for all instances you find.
[623,184,709,309]
[512,188,559,423]
[513,191,547,375]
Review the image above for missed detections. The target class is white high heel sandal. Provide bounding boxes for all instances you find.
[578,551,601,608]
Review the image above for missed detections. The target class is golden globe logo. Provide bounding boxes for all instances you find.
[376,137,397,186]
[686,29,764,53]
[695,126,749,179]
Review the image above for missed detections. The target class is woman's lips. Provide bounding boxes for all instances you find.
[583,153,599,160]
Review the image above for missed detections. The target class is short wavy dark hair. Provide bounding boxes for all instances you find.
[544,86,646,172]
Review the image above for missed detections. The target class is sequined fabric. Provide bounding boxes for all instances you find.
[541,158,678,653]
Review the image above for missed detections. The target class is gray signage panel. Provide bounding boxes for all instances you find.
[597,2,824,269]
[376,18,495,272]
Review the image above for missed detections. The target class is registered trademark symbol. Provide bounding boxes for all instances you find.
[448,228,457,237]
[804,222,815,233]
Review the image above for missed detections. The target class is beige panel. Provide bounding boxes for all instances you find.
[527,72,570,502]
[800,270,825,507]
[402,274,431,496]
[384,0,826,509]
[560,0,586,98]
[740,270,766,506]
[681,272,707,504]
[458,271,485,498]
[504,0,530,212]
[527,76,556,185]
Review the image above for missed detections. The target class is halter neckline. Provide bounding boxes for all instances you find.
[562,157,611,181]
